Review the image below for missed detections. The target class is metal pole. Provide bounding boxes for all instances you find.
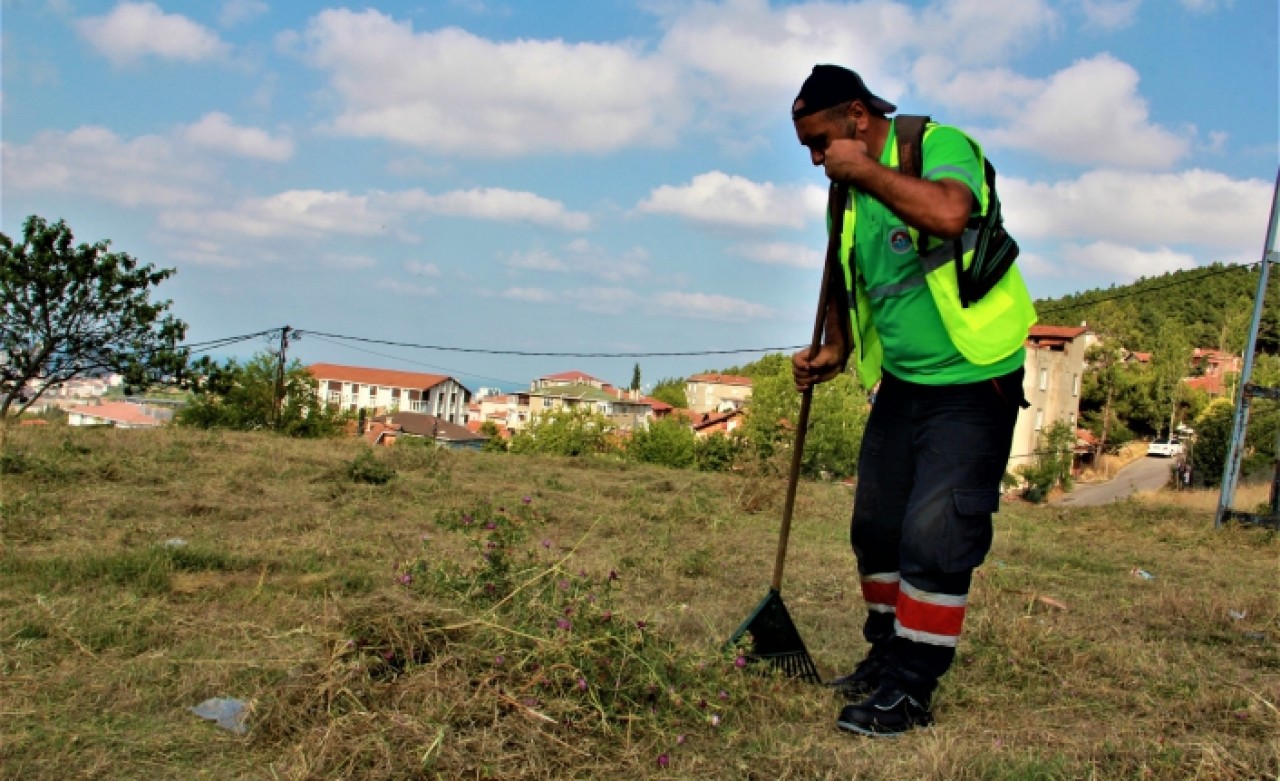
[1216,170,1280,526]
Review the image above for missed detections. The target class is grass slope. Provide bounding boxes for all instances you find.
[1,426,1276,780]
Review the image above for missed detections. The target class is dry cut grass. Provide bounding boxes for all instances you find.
[1,425,1276,780]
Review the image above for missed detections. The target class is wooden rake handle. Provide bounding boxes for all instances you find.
[770,182,850,592]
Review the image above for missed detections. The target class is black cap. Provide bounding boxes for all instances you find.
[791,64,896,120]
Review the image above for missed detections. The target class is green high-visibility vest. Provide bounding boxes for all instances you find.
[838,123,1037,389]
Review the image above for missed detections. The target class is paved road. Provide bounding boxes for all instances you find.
[1052,455,1177,507]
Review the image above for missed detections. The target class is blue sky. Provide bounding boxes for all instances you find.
[3,0,1276,392]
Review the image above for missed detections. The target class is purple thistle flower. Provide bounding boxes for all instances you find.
[556,618,572,631]
[462,515,473,525]
[656,754,669,769]
[522,496,531,505]
[718,690,728,700]
[608,569,619,581]
[541,539,552,549]
[558,580,570,590]
[734,655,747,669]
[494,655,504,666]
[398,573,413,585]
[577,678,588,691]
[698,698,707,710]
[676,734,686,745]
[636,620,646,630]
[600,610,613,621]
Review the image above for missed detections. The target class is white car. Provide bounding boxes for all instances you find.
[1146,438,1184,458]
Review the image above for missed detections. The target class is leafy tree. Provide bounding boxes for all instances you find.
[176,352,345,437]
[478,420,507,453]
[1150,322,1191,437]
[508,408,616,457]
[630,363,641,393]
[740,358,868,479]
[695,431,740,472]
[649,377,688,409]
[626,416,695,469]
[1190,398,1235,488]
[1018,420,1075,502]
[1,216,188,418]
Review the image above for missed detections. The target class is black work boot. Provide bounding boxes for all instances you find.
[836,683,934,737]
[825,653,888,702]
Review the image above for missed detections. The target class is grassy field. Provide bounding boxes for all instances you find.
[1,425,1276,780]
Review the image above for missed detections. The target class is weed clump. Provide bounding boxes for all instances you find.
[256,495,760,779]
[347,449,395,485]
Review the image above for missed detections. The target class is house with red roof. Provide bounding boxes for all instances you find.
[1009,324,1089,473]
[1183,348,1242,397]
[308,363,472,424]
[66,400,168,429]
[685,373,753,414]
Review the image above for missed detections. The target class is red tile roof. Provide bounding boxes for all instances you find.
[66,401,164,427]
[309,363,452,391]
[687,373,753,387]
[1029,325,1088,339]
[542,370,604,384]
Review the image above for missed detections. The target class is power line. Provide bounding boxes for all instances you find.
[299,329,804,359]
[1036,261,1260,318]
[304,332,526,388]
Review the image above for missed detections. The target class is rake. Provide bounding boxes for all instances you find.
[726,182,850,684]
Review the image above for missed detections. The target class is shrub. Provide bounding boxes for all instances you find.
[626,417,696,469]
[348,449,396,485]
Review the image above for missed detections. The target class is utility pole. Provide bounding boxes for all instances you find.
[273,325,292,428]
[1216,170,1280,529]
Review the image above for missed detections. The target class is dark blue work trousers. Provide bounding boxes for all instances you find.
[851,367,1024,695]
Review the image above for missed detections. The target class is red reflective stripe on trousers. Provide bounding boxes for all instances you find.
[860,579,900,607]
[896,592,966,637]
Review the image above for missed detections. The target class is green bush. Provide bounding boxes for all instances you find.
[348,449,396,485]
[509,409,617,457]
[627,417,696,469]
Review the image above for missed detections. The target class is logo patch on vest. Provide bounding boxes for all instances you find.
[888,228,913,255]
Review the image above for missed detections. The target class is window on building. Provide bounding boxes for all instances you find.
[368,386,378,397]
[1034,409,1044,431]
[1072,374,1080,396]
[1038,368,1048,391]
[391,388,401,400]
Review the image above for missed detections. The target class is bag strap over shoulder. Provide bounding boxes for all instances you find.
[893,114,931,179]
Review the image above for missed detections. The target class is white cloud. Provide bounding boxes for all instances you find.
[503,242,650,283]
[219,0,268,27]
[405,260,441,277]
[1079,0,1142,31]
[75,2,229,65]
[181,112,293,161]
[563,287,640,314]
[1061,241,1198,281]
[1001,169,1272,253]
[1180,0,1233,12]
[637,172,825,229]
[2,126,212,206]
[983,54,1189,168]
[375,278,437,297]
[391,188,590,231]
[732,241,822,269]
[649,291,778,322]
[655,0,1055,117]
[295,8,684,156]
[160,190,390,239]
[507,249,569,273]
[501,287,557,304]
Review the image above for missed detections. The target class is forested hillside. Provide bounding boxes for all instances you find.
[1033,263,1279,354]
